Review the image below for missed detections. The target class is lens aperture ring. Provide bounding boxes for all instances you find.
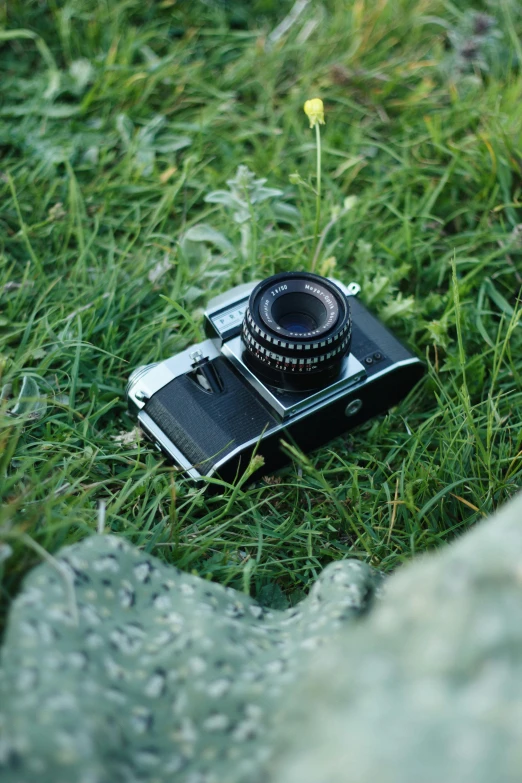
[242,322,351,372]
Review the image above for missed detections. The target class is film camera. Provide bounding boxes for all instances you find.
[127,272,424,482]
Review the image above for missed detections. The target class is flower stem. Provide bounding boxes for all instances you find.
[311,121,322,272]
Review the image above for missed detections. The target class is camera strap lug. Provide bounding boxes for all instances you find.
[346,282,361,296]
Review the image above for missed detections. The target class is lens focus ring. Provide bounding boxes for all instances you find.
[242,272,352,379]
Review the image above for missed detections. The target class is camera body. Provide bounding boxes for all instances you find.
[127,274,424,483]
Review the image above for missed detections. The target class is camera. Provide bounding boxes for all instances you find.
[127,272,424,483]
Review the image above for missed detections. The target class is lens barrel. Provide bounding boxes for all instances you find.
[242,272,352,391]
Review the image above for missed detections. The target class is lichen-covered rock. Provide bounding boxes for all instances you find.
[271,492,522,783]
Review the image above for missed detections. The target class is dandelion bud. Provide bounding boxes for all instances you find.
[304,98,325,129]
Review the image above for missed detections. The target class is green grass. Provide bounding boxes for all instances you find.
[1,0,522,626]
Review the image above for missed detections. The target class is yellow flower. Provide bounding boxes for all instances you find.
[303,98,325,128]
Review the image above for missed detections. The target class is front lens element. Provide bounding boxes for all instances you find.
[242,272,352,391]
[271,293,327,334]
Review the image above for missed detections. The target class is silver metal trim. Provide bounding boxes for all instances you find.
[125,363,159,398]
[205,281,259,318]
[127,339,221,413]
[329,278,360,297]
[222,336,367,419]
[138,410,203,480]
[208,356,422,476]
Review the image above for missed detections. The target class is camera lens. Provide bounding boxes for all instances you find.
[242,272,352,391]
